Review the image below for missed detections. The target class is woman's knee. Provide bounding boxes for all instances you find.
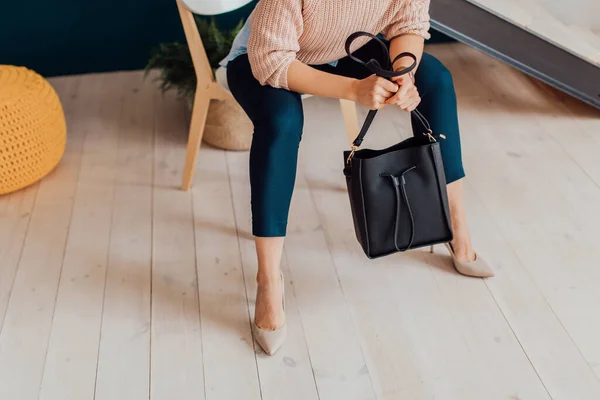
[254,106,304,146]
[226,55,304,145]
[417,54,456,94]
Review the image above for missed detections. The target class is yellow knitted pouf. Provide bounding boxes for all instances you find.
[0,66,66,195]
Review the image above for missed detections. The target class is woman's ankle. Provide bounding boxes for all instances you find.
[257,270,282,286]
[254,271,285,330]
[255,236,285,284]
[450,235,476,262]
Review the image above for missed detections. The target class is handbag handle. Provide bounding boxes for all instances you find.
[344,32,434,153]
[381,166,417,252]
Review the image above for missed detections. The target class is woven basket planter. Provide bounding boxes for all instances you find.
[200,98,253,151]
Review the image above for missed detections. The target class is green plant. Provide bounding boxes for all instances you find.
[196,17,244,69]
[145,17,244,102]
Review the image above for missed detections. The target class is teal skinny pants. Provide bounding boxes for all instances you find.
[227,40,464,237]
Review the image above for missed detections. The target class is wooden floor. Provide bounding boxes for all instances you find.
[1,43,600,400]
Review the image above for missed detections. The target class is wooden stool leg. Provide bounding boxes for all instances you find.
[181,89,211,191]
[339,99,359,145]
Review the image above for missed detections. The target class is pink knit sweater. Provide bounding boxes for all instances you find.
[247,0,431,89]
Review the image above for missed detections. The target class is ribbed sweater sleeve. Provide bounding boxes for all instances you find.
[382,0,431,40]
[247,0,303,89]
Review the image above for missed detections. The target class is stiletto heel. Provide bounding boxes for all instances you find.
[429,245,434,254]
[444,243,494,278]
[253,272,287,356]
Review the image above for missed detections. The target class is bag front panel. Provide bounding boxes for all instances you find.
[359,143,452,258]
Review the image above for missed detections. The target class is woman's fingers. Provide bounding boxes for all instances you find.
[388,89,415,107]
[384,90,403,105]
[393,84,420,110]
[374,85,394,99]
[386,85,414,105]
[370,78,397,108]
[376,77,398,93]
[371,79,395,104]
[399,94,421,111]
[397,92,417,108]
[385,83,418,105]
[396,82,413,100]
[406,98,421,112]
[368,94,387,110]
[362,75,420,110]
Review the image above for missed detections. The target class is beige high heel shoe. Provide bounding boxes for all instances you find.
[437,243,495,278]
[253,272,287,356]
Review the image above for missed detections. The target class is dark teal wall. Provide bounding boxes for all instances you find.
[0,0,258,77]
[0,0,448,78]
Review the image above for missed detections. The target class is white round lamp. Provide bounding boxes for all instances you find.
[180,0,253,15]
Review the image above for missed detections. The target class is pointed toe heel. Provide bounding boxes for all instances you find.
[253,324,288,356]
[253,272,287,356]
[444,243,494,278]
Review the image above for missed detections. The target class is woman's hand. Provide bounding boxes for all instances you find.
[350,75,398,110]
[385,74,421,112]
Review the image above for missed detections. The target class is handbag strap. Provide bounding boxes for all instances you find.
[382,166,417,252]
[344,32,434,153]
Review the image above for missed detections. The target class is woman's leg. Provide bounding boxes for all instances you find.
[227,55,304,330]
[414,54,475,262]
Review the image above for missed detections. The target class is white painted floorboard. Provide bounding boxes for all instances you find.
[94,72,154,400]
[150,89,205,400]
[38,72,125,400]
[1,43,600,399]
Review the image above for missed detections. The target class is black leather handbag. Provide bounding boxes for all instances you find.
[343,32,453,259]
